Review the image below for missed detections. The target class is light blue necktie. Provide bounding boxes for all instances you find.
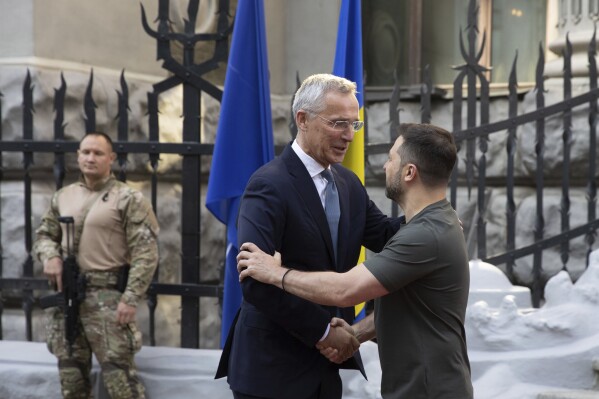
[321,169,340,262]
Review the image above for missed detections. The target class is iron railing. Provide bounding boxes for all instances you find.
[367,1,598,307]
[0,0,232,348]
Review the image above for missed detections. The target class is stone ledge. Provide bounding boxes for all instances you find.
[0,340,230,399]
[538,390,599,399]
[0,340,383,399]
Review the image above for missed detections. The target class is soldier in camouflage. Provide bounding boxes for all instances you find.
[33,132,159,399]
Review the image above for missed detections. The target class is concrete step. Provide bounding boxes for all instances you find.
[538,390,599,399]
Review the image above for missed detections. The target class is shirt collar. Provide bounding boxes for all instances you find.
[78,173,116,192]
[291,140,327,178]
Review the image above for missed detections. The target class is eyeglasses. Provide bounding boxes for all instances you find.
[315,114,364,132]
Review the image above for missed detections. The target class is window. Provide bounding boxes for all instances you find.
[490,1,547,82]
[362,0,409,86]
[362,0,547,88]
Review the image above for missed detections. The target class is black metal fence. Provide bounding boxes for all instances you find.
[0,0,596,347]
[449,24,598,306]
[366,2,598,307]
[0,0,232,348]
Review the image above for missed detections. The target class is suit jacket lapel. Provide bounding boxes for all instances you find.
[281,145,336,266]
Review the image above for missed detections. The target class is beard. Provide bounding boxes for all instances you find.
[385,172,404,202]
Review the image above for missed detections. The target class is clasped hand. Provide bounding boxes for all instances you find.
[317,317,359,364]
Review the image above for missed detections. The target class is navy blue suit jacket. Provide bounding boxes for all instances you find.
[216,144,402,398]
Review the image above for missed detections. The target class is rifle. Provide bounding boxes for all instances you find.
[39,216,86,357]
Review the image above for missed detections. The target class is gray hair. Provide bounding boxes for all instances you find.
[292,73,357,116]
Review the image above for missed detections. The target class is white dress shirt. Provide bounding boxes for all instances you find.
[291,140,332,342]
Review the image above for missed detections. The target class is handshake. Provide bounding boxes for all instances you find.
[316,317,360,364]
[235,243,364,364]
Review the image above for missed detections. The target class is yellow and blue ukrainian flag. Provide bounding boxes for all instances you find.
[206,0,274,347]
[332,0,367,322]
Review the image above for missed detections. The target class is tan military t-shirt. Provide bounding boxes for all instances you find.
[56,179,129,271]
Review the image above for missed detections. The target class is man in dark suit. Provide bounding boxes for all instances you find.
[216,73,402,399]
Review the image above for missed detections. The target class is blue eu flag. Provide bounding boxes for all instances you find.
[206,0,274,347]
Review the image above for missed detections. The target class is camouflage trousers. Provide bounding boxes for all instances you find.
[46,288,145,399]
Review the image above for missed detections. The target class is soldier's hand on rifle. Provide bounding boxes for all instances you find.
[43,256,64,292]
[116,301,136,326]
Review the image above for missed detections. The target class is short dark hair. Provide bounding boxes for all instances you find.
[396,123,457,187]
[80,131,114,151]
